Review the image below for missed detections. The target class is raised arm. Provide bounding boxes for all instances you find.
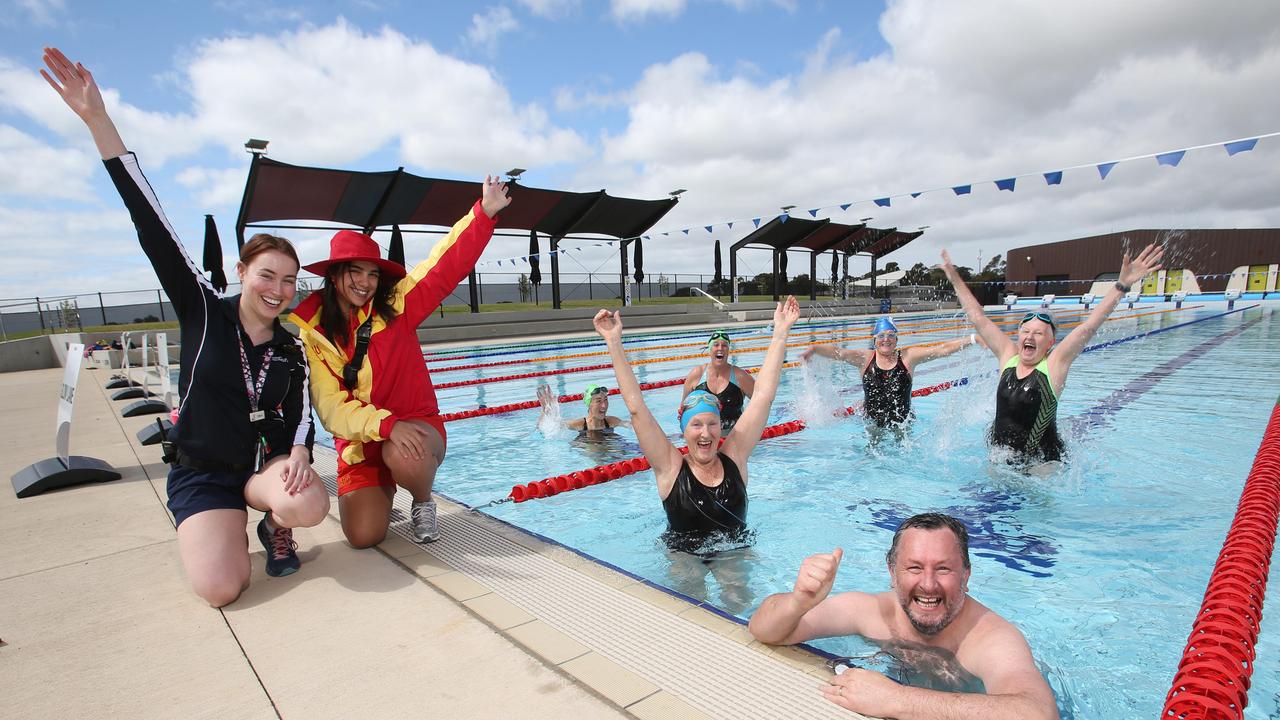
[1049,244,1163,381]
[902,333,981,373]
[43,47,212,318]
[593,310,682,479]
[40,47,125,159]
[750,547,871,645]
[537,384,584,430]
[800,344,871,368]
[722,296,800,464]
[940,249,1013,363]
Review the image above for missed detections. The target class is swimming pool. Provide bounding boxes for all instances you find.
[320,304,1280,719]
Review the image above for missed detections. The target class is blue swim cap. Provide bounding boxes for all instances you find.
[679,390,722,432]
[873,316,899,336]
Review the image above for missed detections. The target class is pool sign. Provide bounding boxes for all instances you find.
[12,342,121,498]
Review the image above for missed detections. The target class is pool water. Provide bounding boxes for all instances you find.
[324,305,1280,719]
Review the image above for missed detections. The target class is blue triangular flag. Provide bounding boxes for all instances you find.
[705,225,713,233]
[779,213,789,223]
[1044,171,1063,185]
[910,192,922,198]
[682,229,689,234]
[952,185,972,196]
[839,203,851,211]
[808,209,819,217]
[874,198,891,207]
[1097,162,1117,180]
[1224,138,1258,156]
[753,218,761,228]
[727,222,734,229]
[1156,151,1185,167]
[995,178,1016,192]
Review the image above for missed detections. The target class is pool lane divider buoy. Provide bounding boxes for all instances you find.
[432,306,1186,391]
[438,305,1196,417]
[496,303,1244,506]
[431,311,1094,374]
[1162,393,1279,719]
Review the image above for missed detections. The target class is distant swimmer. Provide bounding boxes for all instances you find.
[940,244,1163,465]
[592,297,800,555]
[749,513,1059,720]
[801,316,981,428]
[677,330,756,433]
[537,383,631,435]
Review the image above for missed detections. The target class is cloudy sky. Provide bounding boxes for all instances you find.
[1,0,1278,302]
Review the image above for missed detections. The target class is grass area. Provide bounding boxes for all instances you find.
[4,320,179,342]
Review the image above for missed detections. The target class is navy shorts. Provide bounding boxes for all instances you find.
[166,464,251,527]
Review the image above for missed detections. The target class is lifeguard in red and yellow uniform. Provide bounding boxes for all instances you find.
[290,178,511,547]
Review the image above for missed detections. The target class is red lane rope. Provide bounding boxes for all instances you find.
[1163,400,1280,720]
[506,377,961,502]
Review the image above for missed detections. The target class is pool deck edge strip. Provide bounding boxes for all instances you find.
[1162,398,1280,717]
[308,449,870,719]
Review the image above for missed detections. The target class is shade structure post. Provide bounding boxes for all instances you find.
[842,254,850,299]
[388,225,406,268]
[551,236,563,310]
[619,240,631,306]
[467,271,480,313]
[771,250,780,301]
[729,246,739,302]
[808,251,818,301]
[234,150,264,249]
[871,256,878,296]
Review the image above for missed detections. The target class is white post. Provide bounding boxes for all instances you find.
[54,343,85,465]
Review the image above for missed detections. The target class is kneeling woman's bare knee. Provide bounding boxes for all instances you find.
[273,482,330,528]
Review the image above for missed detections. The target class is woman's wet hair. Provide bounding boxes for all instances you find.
[318,261,399,349]
[240,233,300,271]
[885,512,971,569]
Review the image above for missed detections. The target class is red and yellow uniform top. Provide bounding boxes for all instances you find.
[288,200,496,469]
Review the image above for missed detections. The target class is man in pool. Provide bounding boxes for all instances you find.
[536,383,630,434]
[749,513,1058,720]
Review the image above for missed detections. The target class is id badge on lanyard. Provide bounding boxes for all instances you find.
[237,331,275,472]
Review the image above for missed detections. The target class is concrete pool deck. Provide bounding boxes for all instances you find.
[0,362,863,718]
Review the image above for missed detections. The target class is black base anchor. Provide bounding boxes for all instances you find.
[11,456,121,498]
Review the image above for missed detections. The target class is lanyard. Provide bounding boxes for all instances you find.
[236,330,275,423]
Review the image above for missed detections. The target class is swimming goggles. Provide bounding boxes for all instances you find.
[824,652,905,684]
[583,384,609,408]
[707,330,732,346]
[1019,311,1057,331]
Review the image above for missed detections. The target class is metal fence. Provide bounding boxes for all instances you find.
[1,271,910,339]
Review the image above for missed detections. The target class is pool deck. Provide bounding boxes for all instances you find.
[0,361,865,718]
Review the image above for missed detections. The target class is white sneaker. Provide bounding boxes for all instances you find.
[411,499,440,543]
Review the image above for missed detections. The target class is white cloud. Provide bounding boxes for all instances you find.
[611,0,685,23]
[465,6,521,55]
[11,0,65,26]
[175,166,250,209]
[516,0,579,19]
[0,125,97,199]
[579,0,1280,277]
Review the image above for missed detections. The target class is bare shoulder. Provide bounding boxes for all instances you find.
[955,599,1038,672]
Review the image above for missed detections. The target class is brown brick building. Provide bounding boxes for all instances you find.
[1005,229,1280,297]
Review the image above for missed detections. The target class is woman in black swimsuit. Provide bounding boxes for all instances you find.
[677,330,756,432]
[592,296,800,552]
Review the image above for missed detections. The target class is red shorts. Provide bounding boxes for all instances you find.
[335,415,446,497]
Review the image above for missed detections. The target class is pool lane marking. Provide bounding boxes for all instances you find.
[422,304,1129,363]
[430,308,1104,374]
[1067,313,1264,435]
[433,305,1193,390]
[493,304,1259,500]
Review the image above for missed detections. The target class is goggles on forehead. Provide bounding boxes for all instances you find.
[707,330,732,347]
[583,384,610,408]
[1019,311,1057,332]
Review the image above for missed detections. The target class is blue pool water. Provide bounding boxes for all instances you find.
[321,304,1280,719]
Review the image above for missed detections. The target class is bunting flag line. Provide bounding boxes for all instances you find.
[469,129,1275,269]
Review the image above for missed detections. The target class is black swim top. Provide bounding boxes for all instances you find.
[661,453,748,553]
[991,357,1065,462]
[695,366,746,430]
[862,352,913,427]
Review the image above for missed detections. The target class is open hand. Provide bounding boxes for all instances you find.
[388,420,430,461]
[799,347,816,362]
[822,666,902,717]
[480,175,512,218]
[41,47,106,123]
[774,295,801,330]
[1118,243,1164,289]
[279,448,317,495]
[592,308,622,342]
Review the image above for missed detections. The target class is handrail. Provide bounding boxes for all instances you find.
[688,287,727,310]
